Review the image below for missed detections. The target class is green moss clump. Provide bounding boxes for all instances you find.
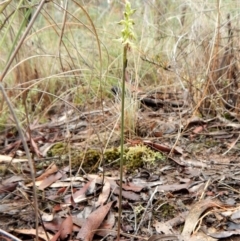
[160,203,176,218]
[104,148,121,164]
[124,145,164,169]
[47,142,68,157]
[47,143,164,172]
[48,143,101,171]
[103,145,164,170]
[124,146,145,169]
[78,149,101,168]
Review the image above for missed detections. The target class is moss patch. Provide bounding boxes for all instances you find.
[47,143,164,172]
[124,145,164,169]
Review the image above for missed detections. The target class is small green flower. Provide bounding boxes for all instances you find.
[119,1,136,46]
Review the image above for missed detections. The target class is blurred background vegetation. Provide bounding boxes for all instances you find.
[0,0,240,129]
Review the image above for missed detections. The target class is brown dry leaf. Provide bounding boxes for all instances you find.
[192,125,205,134]
[95,180,111,206]
[44,219,62,233]
[76,201,114,241]
[36,163,58,181]
[144,140,182,154]
[60,216,73,240]
[0,201,27,214]
[14,227,53,241]
[167,156,186,166]
[127,138,143,146]
[49,216,73,241]
[73,180,94,203]
[3,176,24,183]
[85,177,97,195]
[30,137,43,157]
[96,212,116,237]
[153,220,173,234]
[86,174,105,184]
[113,187,140,201]
[118,181,145,192]
[39,171,64,190]
[50,230,61,241]
[182,199,225,238]
[165,211,188,228]
[0,182,17,194]
[72,216,85,228]
[44,217,80,233]
[157,182,191,192]
[86,174,118,184]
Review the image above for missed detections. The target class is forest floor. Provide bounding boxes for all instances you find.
[1,87,240,241]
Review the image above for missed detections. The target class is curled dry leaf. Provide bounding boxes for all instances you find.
[36,163,58,181]
[76,201,114,241]
[117,181,145,192]
[95,180,111,206]
[96,212,115,237]
[60,216,73,240]
[113,187,140,201]
[39,171,64,190]
[50,216,73,241]
[72,180,94,203]
[182,199,227,238]
[30,137,43,158]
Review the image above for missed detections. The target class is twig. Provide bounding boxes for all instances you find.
[222,133,240,156]
[134,186,158,235]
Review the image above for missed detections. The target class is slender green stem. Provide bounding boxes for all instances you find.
[7,2,32,62]
[117,2,135,239]
[117,44,128,241]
